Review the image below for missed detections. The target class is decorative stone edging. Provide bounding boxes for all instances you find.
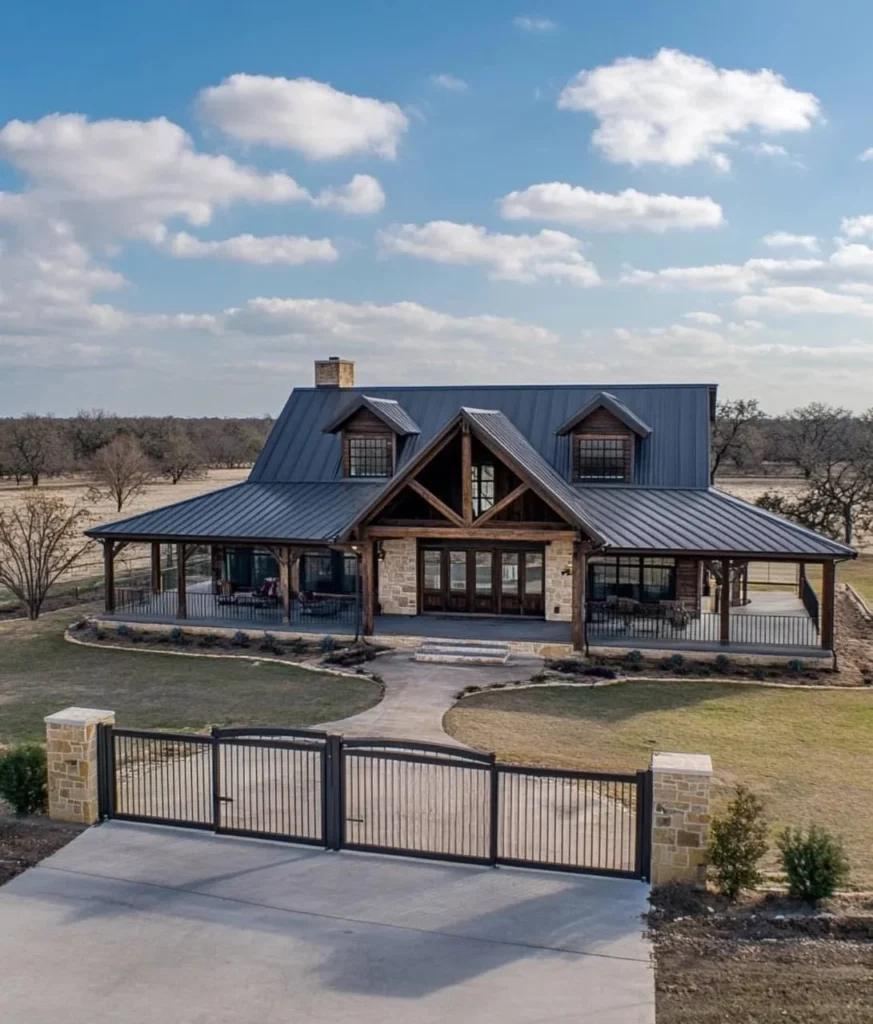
[845,582,872,622]
[63,629,382,685]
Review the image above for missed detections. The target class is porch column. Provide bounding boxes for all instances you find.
[282,547,293,624]
[719,557,731,645]
[797,562,807,599]
[821,561,836,651]
[150,542,162,595]
[571,540,586,652]
[461,422,473,524]
[103,541,116,613]
[176,542,187,619]
[360,540,375,636]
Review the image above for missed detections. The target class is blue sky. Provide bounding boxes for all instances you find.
[2,0,873,415]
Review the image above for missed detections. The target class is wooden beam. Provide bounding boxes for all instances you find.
[572,541,586,652]
[366,525,578,542]
[407,478,466,528]
[104,541,116,613]
[461,422,473,525]
[797,562,806,599]
[150,542,162,596]
[176,542,187,619]
[473,483,528,527]
[360,541,375,636]
[719,556,731,645]
[821,560,836,650]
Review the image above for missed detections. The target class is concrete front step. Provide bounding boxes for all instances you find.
[413,641,511,665]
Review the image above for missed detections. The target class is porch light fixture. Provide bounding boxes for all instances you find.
[561,565,572,576]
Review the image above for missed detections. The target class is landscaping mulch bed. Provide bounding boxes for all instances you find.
[650,885,873,1023]
[0,814,85,887]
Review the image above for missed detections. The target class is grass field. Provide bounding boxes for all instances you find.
[0,606,381,745]
[445,681,873,885]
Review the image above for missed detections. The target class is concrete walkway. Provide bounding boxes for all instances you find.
[319,649,543,744]
[0,822,654,1024]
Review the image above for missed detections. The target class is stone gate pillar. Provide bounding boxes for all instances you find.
[44,707,115,825]
[650,752,712,887]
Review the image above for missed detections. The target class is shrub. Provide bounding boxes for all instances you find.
[664,653,685,671]
[626,650,643,665]
[786,658,804,674]
[0,744,48,816]
[582,665,616,679]
[197,632,222,648]
[708,785,769,900]
[713,653,730,674]
[168,627,185,644]
[259,632,282,654]
[777,825,850,901]
[319,634,337,654]
[230,630,250,648]
[288,636,310,655]
[115,624,132,638]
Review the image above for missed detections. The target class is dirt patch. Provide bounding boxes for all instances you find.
[835,590,873,687]
[650,885,873,1023]
[0,815,85,886]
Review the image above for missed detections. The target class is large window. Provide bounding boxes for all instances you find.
[471,462,495,516]
[574,436,628,482]
[300,550,359,594]
[589,557,675,603]
[347,435,392,477]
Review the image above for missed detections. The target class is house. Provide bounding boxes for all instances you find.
[87,357,855,658]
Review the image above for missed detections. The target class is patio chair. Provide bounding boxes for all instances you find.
[294,590,343,618]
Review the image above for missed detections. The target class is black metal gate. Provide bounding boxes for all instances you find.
[98,725,652,881]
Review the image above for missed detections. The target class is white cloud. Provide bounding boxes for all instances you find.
[312,174,385,215]
[840,214,873,239]
[198,74,409,160]
[499,182,723,231]
[762,231,819,251]
[558,48,822,169]
[513,16,557,32]
[430,74,469,93]
[684,311,723,324]
[736,286,873,318]
[751,142,789,158]
[378,221,601,285]
[622,257,826,292]
[829,242,873,274]
[858,148,873,162]
[162,232,338,265]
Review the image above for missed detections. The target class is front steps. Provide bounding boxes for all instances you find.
[412,638,511,665]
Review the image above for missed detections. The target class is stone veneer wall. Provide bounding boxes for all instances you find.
[650,752,712,887]
[45,706,115,825]
[378,538,418,615]
[545,538,573,622]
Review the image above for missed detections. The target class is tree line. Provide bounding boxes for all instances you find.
[0,412,274,491]
[713,399,873,545]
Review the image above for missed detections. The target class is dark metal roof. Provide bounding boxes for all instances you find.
[86,482,384,543]
[322,395,420,436]
[463,408,605,540]
[572,486,855,557]
[556,391,652,438]
[250,383,713,488]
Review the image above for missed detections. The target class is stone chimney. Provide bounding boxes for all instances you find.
[314,356,355,388]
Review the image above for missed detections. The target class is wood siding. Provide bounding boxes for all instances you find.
[342,408,395,477]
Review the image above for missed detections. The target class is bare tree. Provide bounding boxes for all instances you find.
[711,399,764,483]
[90,435,154,512]
[0,494,92,618]
[68,408,118,465]
[8,414,64,486]
[777,402,852,479]
[156,426,204,484]
[757,406,873,545]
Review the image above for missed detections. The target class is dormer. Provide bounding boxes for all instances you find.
[556,392,651,484]
[323,396,420,478]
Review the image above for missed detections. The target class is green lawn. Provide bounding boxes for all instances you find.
[805,554,873,605]
[0,606,382,744]
[445,681,873,885]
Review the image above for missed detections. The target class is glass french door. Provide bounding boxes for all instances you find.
[419,545,543,616]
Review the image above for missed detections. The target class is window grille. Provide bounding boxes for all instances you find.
[347,436,392,477]
[574,437,627,481]
[471,462,495,516]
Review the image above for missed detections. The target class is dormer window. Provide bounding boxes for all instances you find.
[574,436,628,482]
[347,436,393,477]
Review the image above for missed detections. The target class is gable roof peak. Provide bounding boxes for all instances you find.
[555,390,652,438]
[323,394,421,436]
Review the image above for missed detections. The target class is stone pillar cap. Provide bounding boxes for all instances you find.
[651,751,712,776]
[44,707,116,727]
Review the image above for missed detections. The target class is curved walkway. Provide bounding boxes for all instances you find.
[316,650,543,745]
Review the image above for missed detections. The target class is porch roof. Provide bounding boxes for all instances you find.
[86,481,384,544]
[573,486,855,558]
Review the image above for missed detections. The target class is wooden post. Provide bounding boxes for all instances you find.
[461,422,473,524]
[797,563,807,599]
[571,540,586,652]
[176,543,187,619]
[283,547,292,624]
[821,561,836,651]
[104,541,116,613]
[150,542,162,595]
[360,540,375,636]
[719,557,731,645]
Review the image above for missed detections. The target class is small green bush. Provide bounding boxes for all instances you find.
[167,627,186,644]
[708,785,769,900]
[626,650,643,665]
[786,658,805,674]
[319,634,337,654]
[713,653,730,674]
[288,636,310,654]
[197,632,222,648]
[0,744,48,816]
[259,632,282,654]
[230,630,250,648]
[777,825,850,901]
[115,624,132,638]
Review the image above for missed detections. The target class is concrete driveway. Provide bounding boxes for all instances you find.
[318,649,544,744]
[0,822,653,1023]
